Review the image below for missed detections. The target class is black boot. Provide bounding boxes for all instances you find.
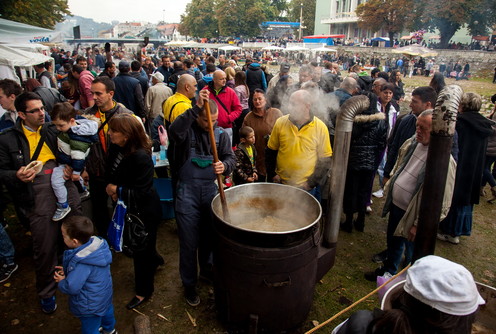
[354,212,365,232]
[340,213,353,233]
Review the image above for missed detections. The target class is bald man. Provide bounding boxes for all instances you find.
[163,74,197,128]
[202,70,242,145]
[266,90,333,197]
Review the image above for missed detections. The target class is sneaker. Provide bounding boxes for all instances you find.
[366,206,372,214]
[371,250,388,263]
[364,267,386,282]
[100,329,117,334]
[52,204,71,222]
[40,296,57,314]
[0,263,18,283]
[80,190,90,201]
[185,286,200,307]
[436,233,460,245]
[372,189,384,198]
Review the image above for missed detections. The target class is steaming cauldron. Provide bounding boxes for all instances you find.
[211,183,325,332]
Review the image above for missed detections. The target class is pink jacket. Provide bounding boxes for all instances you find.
[203,84,242,129]
[78,70,94,109]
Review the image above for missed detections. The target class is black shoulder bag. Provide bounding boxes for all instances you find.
[122,188,149,256]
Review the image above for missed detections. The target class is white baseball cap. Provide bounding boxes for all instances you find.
[404,255,485,316]
[151,72,164,83]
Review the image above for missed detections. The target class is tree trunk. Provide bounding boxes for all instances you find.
[388,31,395,47]
[438,19,460,49]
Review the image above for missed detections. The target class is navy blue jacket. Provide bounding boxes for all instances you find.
[113,73,145,118]
[246,63,267,93]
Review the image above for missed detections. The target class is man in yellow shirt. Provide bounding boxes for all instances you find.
[266,90,332,199]
[0,92,81,314]
[163,74,198,190]
[162,74,197,129]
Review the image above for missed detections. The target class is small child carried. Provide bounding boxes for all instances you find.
[233,126,258,185]
[51,102,98,221]
[54,216,116,334]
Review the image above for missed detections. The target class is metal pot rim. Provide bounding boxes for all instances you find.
[211,183,322,235]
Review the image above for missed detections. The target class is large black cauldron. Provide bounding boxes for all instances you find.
[211,183,324,332]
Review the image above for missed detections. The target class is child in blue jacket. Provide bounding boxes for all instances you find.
[54,216,116,334]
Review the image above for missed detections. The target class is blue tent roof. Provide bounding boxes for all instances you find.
[261,22,300,28]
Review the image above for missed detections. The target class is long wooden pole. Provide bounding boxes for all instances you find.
[305,264,411,334]
[204,100,230,221]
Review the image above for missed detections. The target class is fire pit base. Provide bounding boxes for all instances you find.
[214,227,320,332]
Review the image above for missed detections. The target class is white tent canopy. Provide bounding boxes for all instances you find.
[262,45,284,50]
[311,47,337,52]
[218,45,241,51]
[1,43,50,54]
[0,18,62,44]
[285,46,309,51]
[0,44,52,82]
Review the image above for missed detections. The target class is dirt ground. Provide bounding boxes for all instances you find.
[1,75,496,333]
[2,185,496,334]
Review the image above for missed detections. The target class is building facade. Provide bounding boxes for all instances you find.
[314,0,387,41]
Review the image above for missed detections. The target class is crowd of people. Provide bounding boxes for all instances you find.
[0,45,494,333]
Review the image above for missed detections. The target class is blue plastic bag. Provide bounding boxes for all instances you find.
[107,193,127,252]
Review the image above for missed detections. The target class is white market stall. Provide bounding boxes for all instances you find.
[0,44,52,83]
[0,18,62,45]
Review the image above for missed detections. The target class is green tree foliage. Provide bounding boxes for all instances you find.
[288,0,316,38]
[180,0,282,38]
[216,0,275,37]
[411,0,496,48]
[179,0,219,38]
[356,0,414,47]
[0,0,71,29]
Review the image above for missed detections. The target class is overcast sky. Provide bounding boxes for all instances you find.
[67,0,191,24]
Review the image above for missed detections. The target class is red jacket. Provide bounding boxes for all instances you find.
[203,83,242,129]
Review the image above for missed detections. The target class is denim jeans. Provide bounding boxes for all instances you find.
[79,303,115,334]
[0,223,14,265]
[384,204,413,274]
[481,155,496,188]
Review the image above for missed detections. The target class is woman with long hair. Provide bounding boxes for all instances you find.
[429,72,446,95]
[224,66,235,89]
[233,71,250,145]
[242,89,282,181]
[389,69,404,102]
[105,113,163,309]
[60,71,81,108]
[371,83,399,198]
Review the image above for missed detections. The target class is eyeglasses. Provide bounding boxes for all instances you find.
[24,106,45,114]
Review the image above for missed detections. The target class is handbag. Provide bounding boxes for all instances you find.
[107,191,127,252]
[122,188,149,255]
[107,188,148,254]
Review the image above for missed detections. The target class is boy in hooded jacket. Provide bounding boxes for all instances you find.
[54,216,116,334]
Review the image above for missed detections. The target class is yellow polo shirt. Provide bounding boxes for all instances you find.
[163,92,192,125]
[22,125,56,164]
[267,115,332,187]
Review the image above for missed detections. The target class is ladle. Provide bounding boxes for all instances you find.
[204,98,231,221]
